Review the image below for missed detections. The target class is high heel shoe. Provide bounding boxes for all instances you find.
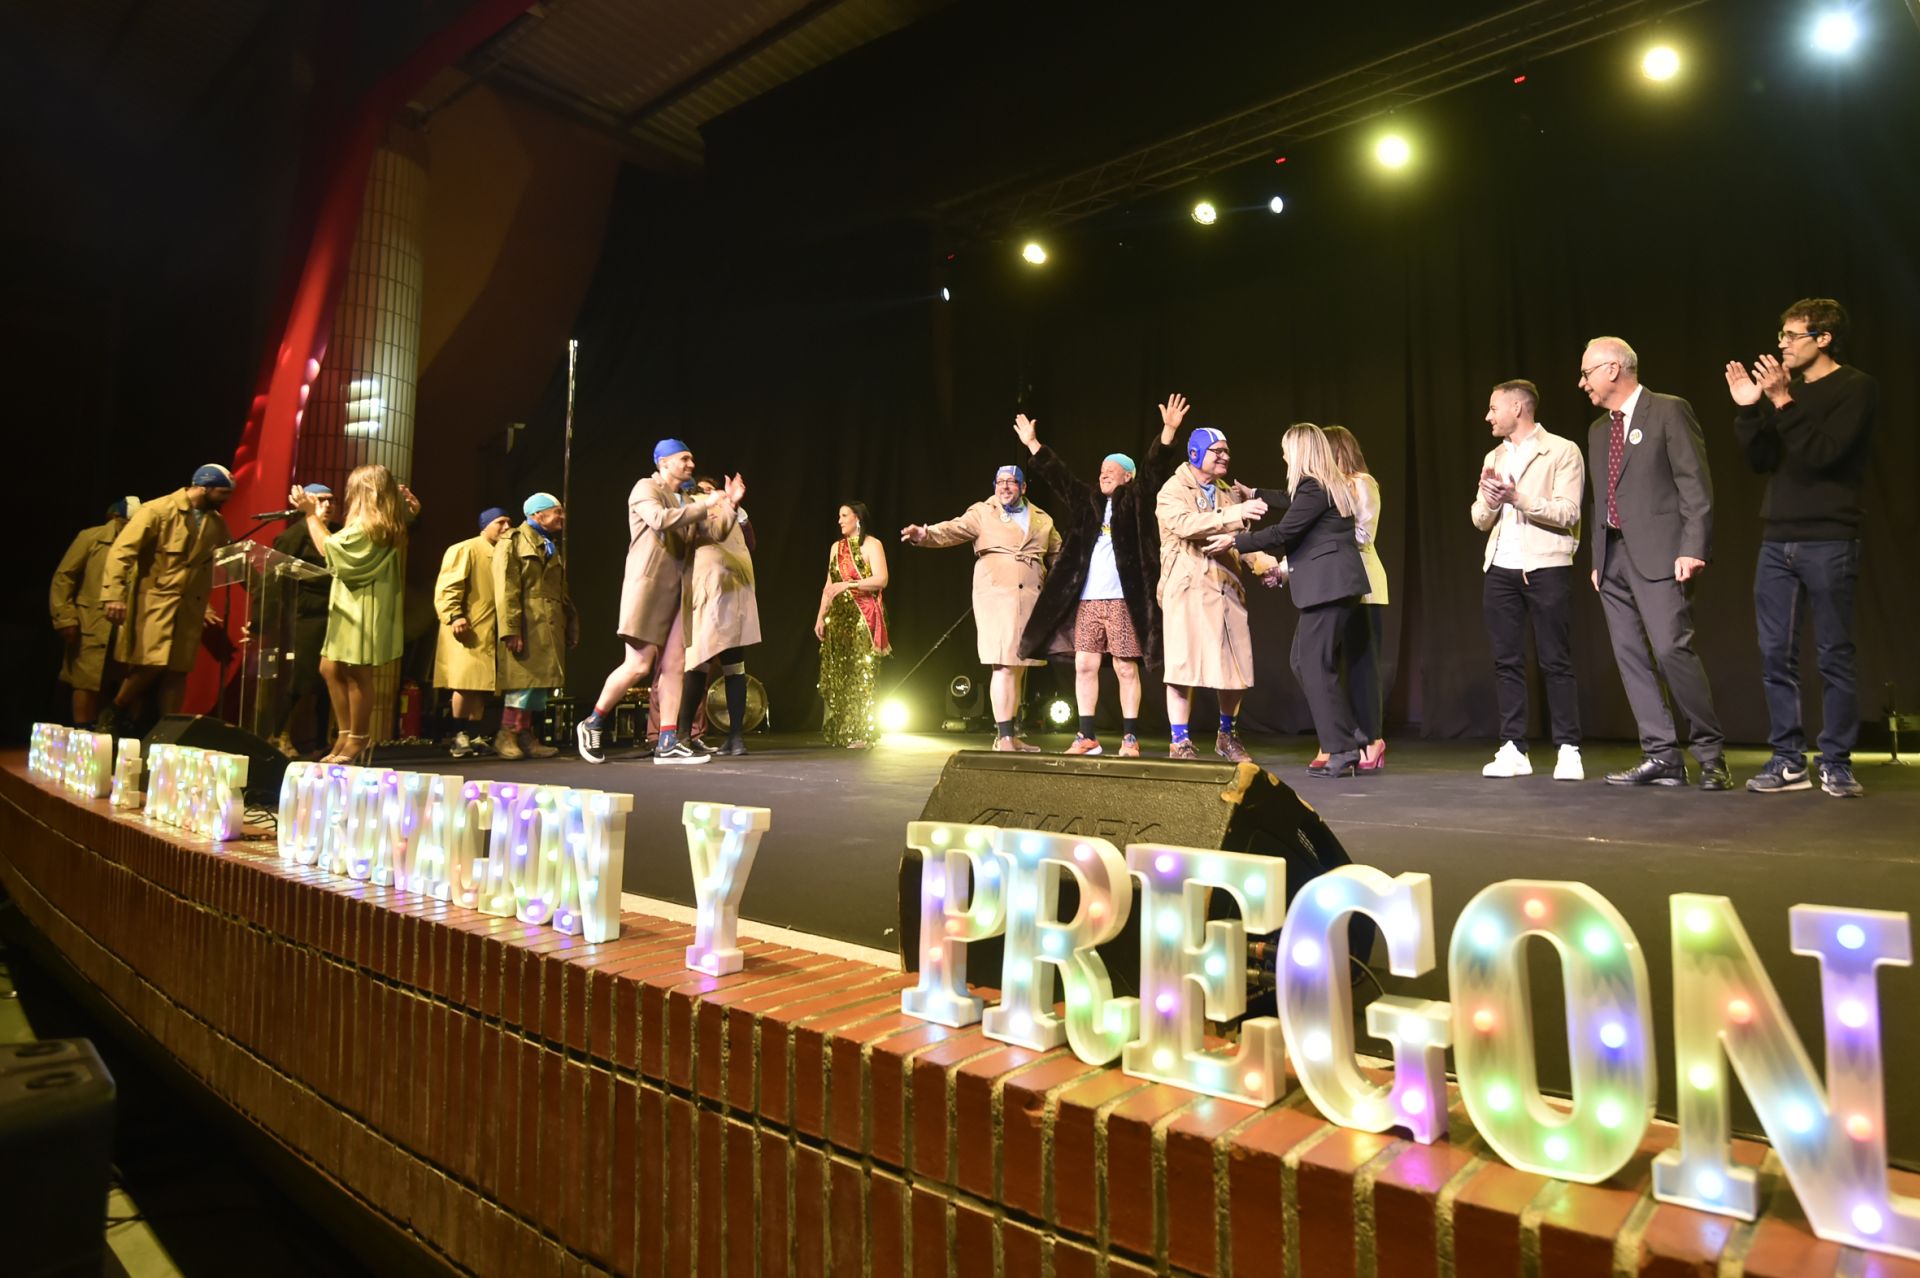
[1307,752,1330,770]
[1308,750,1362,778]
[318,730,353,764]
[1357,740,1387,774]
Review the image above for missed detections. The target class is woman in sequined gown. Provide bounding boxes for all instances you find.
[815,501,891,748]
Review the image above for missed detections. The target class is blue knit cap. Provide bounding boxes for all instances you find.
[1185,427,1227,468]
[653,438,692,464]
[303,483,332,496]
[1103,453,1136,475]
[478,506,509,529]
[523,492,560,518]
[995,465,1025,485]
[191,463,234,490]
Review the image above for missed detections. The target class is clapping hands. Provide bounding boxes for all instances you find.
[1725,355,1791,408]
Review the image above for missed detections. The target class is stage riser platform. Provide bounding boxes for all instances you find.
[0,758,1909,1278]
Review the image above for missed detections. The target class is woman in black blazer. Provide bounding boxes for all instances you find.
[1215,424,1374,777]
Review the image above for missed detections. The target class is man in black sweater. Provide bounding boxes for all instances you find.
[1725,297,1877,797]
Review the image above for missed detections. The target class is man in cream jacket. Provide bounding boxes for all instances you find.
[1471,379,1586,780]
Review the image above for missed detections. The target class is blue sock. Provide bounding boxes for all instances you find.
[1122,717,1139,738]
[1219,712,1236,734]
[996,719,1015,739]
[1078,715,1097,738]
[1170,723,1190,744]
[658,728,677,750]
[584,708,606,728]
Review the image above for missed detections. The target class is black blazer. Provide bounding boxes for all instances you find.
[1586,387,1713,582]
[1234,477,1370,609]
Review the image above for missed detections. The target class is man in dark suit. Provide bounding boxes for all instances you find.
[1579,336,1730,789]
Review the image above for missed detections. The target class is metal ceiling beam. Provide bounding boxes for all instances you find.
[937,0,1714,236]
[616,0,853,131]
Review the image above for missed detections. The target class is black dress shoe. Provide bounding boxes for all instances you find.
[1605,756,1687,786]
[1697,759,1732,791]
[714,736,749,758]
[1307,750,1362,778]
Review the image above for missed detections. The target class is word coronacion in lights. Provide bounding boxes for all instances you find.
[895,819,1920,1261]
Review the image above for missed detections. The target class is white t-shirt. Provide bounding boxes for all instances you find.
[1082,498,1123,601]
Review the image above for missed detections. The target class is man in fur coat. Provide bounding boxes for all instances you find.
[1013,394,1191,756]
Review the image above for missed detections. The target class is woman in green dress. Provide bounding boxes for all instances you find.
[288,464,420,763]
[814,501,891,748]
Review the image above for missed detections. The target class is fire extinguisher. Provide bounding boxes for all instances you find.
[398,680,424,739]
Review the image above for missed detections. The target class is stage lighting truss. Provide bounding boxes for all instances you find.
[934,0,1714,237]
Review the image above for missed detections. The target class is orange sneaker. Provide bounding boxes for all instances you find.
[1117,735,1141,758]
[1066,735,1103,756]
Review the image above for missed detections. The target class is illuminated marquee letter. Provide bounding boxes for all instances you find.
[144,744,180,827]
[63,729,113,798]
[901,823,1006,1027]
[1450,880,1655,1183]
[564,790,629,943]
[1279,867,1451,1140]
[1122,844,1282,1104]
[682,802,770,974]
[371,771,431,890]
[447,780,492,908]
[983,831,1135,1063]
[110,737,144,809]
[1652,897,1920,1258]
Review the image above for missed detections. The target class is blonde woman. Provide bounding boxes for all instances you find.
[1209,424,1371,777]
[1322,426,1389,772]
[289,464,419,763]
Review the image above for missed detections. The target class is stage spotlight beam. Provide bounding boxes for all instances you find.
[1268,195,1286,214]
[1641,45,1681,81]
[1374,134,1412,169]
[1191,200,1218,225]
[1021,241,1048,265]
[880,699,910,733]
[1811,11,1859,54]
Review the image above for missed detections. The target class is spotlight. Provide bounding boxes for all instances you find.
[1268,196,1286,214]
[1374,134,1412,169]
[878,698,909,733]
[1191,201,1218,225]
[1811,11,1859,54]
[1045,697,1072,726]
[1641,45,1681,81]
[1021,241,1048,265]
[940,286,951,302]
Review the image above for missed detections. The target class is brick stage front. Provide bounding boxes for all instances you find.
[0,756,1907,1277]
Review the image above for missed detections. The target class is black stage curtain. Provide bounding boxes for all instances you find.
[523,25,1918,745]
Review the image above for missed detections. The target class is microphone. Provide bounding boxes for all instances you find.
[253,508,304,520]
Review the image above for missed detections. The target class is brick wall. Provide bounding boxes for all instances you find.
[0,758,1908,1277]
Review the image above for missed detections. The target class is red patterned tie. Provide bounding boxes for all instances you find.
[1606,409,1625,528]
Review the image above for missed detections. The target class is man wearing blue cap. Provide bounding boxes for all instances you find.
[495,493,576,759]
[266,483,337,756]
[98,463,235,723]
[1012,394,1192,757]
[576,440,746,764]
[1155,427,1275,760]
[50,498,136,727]
[902,461,1063,751]
[434,507,513,757]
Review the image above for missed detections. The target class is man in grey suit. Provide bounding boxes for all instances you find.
[1579,336,1731,790]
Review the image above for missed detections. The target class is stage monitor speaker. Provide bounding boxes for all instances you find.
[145,713,289,805]
[898,752,1370,999]
[0,1038,116,1278]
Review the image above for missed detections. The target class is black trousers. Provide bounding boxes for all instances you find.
[1291,598,1369,754]
[1482,565,1581,749]
[1342,603,1385,741]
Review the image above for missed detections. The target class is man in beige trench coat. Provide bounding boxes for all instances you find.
[669,475,763,757]
[98,464,235,726]
[902,465,1062,751]
[434,506,511,757]
[494,494,577,759]
[576,438,745,766]
[1155,428,1275,761]
[50,498,134,726]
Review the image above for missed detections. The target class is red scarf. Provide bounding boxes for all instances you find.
[835,537,890,654]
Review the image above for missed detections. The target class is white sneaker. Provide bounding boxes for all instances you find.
[1482,741,1532,778]
[1553,744,1584,781]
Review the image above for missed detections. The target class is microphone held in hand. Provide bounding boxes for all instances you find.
[253,508,304,520]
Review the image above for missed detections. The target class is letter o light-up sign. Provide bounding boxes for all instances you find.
[1450,880,1655,1182]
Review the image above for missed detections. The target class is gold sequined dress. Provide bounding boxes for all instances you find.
[818,537,891,746]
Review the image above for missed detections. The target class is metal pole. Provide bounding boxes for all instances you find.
[562,338,577,566]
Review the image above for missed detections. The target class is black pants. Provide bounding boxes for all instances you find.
[1754,539,1859,766]
[1291,598,1369,754]
[1342,603,1385,741]
[1482,565,1580,749]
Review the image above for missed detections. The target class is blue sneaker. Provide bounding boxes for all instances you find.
[1745,755,1810,793]
[1819,762,1864,798]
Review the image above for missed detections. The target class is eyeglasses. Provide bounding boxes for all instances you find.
[1579,360,1618,382]
[1777,329,1821,343]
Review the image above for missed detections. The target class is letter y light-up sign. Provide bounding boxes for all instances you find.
[682,802,771,974]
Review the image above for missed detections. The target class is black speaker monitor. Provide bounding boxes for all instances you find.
[0,1039,116,1278]
[144,713,289,804]
[897,751,1370,998]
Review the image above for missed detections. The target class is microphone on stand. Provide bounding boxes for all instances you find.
[252,508,304,520]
